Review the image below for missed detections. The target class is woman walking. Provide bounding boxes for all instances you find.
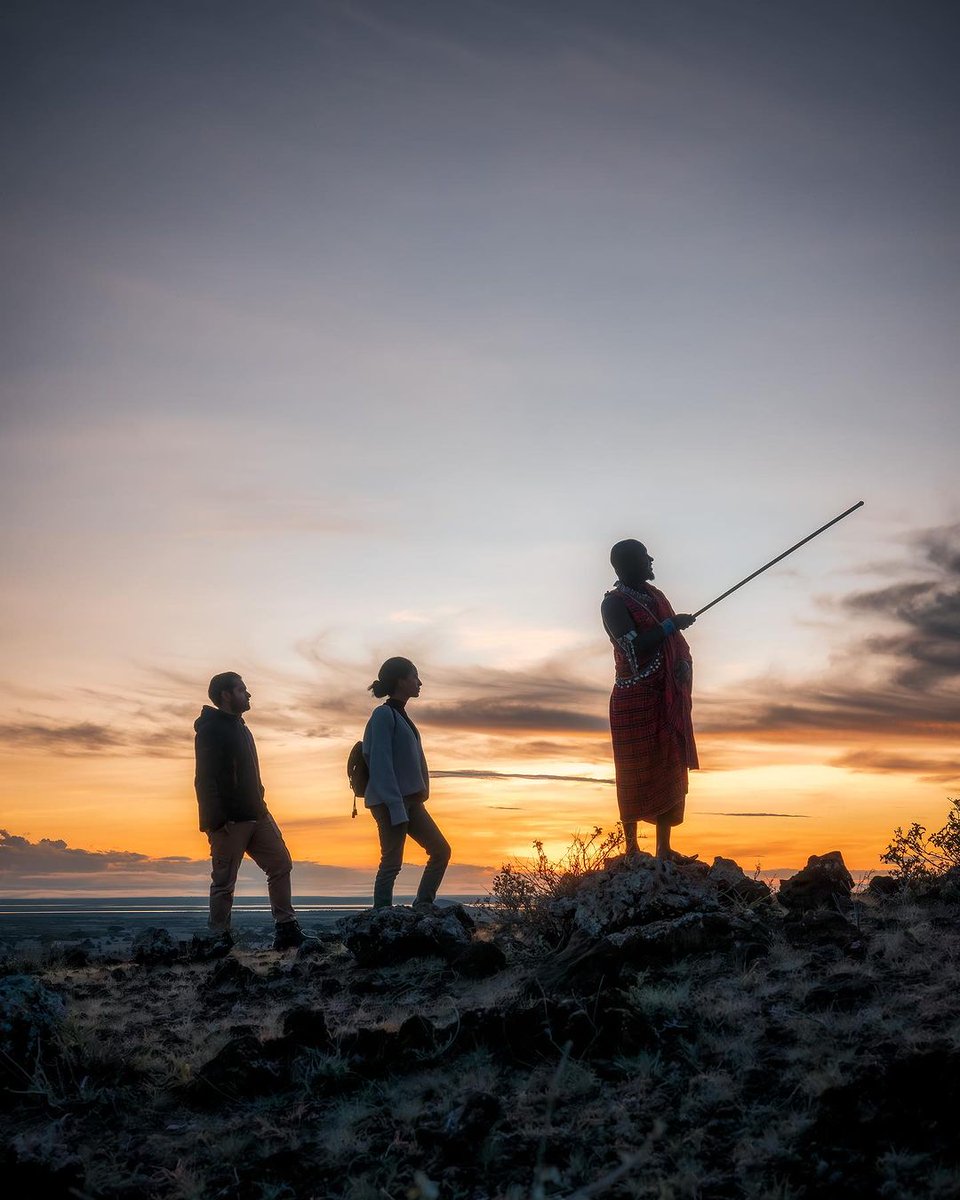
[362,657,451,908]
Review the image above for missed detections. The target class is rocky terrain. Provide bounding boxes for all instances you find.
[3,851,960,1200]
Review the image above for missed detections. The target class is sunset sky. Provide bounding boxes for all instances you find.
[2,1,958,896]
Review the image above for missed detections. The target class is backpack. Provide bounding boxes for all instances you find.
[347,741,368,818]
[347,707,401,817]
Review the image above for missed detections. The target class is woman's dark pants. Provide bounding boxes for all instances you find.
[370,800,451,908]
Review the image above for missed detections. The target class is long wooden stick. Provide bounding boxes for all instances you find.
[692,500,864,618]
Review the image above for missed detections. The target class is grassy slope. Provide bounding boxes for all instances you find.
[3,896,960,1200]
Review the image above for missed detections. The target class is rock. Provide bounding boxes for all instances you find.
[61,947,89,969]
[198,957,258,997]
[707,857,772,905]
[455,993,655,1065]
[337,905,474,967]
[448,941,507,978]
[783,910,863,955]
[802,971,877,1011]
[187,932,233,962]
[534,929,625,994]
[0,976,65,1084]
[186,1035,289,1105]
[778,852,854,912]
[281,1007,331,1049]
[395,1014,438,1054]
[867,875,899,899]
[608,910,745,963]
[533,854,775,992]
[567,853,721,938]
[337,1015,439,1075]
[131,927,179,966]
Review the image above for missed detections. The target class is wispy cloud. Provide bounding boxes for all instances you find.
[709,812,811,819]
[434,769,612,785]
[698,522,960,757]
[0,722,124,753]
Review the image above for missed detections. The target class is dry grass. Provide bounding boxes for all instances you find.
[3,895,960,1199]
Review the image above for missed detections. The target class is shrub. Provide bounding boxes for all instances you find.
[880,796,960,886]
[481,825,624,946]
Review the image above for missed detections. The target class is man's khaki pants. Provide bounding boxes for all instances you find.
[207,814,295,931]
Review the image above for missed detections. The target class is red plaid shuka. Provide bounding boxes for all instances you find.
[605,584,698,825]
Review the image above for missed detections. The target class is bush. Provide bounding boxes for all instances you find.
[481,825,624,946]
[880,796,960,886]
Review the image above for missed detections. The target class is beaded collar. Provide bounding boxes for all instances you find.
[614,581,655,609]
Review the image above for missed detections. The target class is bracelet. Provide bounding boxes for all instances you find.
[661,618,677,636]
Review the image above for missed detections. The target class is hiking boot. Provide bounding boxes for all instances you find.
[273,919,313,950]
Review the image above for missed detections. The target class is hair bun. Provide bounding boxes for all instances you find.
[368,680,389,698]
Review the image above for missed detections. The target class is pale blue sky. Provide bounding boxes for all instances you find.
[1,1,958,881]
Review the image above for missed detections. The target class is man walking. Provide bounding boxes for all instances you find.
[601,540,699,862]
[194,672,309,950]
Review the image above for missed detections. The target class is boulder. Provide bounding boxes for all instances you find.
[281,1006,332,1049]
[783,909,863,954]
[131,927,179,966]
[337,904,475,967]
[608,910,744,963]
[867,875,899,899]
[562,853,720,939]
[448,941,507,979]
[707,857,772,905]
[198,957,258,998]
[802,971,877,1011]
[778,851,854,912]
[532,853,774,991]
[0,976,65,1084]
[185,1035,289,1105]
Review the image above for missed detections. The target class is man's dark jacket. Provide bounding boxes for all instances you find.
[194,706,268,832]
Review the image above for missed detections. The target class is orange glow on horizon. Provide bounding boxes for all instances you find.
[2,730,954,891]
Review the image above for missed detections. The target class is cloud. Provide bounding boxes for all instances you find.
[0,830,494,897]
[0,829,150,875]
[0,717,193,758]
[709,812,811,819]
[0,722,124,753]
[419,702,607,733]
[830,749,960,785]
[697,522,960,755]
[433,769,613,785]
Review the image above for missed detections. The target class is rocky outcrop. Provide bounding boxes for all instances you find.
[535,854,772,990]
[778,851,854,912]
[337,904,499,970]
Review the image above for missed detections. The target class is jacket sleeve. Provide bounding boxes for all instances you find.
[362,707,406,824]
[195,725,226,832]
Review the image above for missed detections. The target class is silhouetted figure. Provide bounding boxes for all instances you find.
[194,673,311,950]
[601,541,699,862]
[362,657,451,908]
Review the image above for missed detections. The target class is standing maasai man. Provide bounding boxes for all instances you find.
[601,539,699,862]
